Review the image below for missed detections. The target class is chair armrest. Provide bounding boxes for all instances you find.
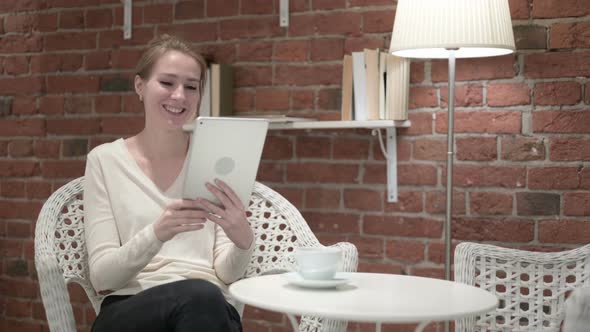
[35,254,77,332]
[328,242,358,273]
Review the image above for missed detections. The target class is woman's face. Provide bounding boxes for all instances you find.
[135,50,202,131]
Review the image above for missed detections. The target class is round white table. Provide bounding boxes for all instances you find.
[229,272,497,332]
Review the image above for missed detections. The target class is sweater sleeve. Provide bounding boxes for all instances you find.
[212,224,255,284]
[83,150,163,292]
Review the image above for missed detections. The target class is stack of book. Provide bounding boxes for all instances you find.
[341,49,410,121]
[199,63,234,117]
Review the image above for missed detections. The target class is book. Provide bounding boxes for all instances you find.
[199,66,212,117]
[364,48,380,120]
[385,54,411,120]
[341,54,354,121]
[211,63,234,117]
[378,51,388,120]
[352,51,367,121]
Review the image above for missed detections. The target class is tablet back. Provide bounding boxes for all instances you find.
[182,117,269,207]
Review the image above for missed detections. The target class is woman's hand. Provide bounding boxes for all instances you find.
[153,200,209,242]
[196,179,253,250]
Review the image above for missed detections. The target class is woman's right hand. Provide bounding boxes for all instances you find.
[153,200,208,242]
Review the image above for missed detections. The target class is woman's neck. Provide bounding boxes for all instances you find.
[134,128,189,160]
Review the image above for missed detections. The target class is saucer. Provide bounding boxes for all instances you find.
[283,272,349,289]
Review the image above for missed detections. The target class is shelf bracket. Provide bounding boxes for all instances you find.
[279,0,289,27]
[123,0,132,40]
[386,127,398,202]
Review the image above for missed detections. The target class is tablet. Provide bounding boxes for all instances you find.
[182,117,269,207]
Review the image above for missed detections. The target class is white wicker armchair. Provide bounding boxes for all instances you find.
[35,177,358,332]
[454,242,590,331]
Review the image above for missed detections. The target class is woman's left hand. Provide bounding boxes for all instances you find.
[196,179,253,250]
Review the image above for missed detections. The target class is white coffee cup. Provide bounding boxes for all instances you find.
[292,247,341,280]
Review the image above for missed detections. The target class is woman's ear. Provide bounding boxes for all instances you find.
[134,75,144,101]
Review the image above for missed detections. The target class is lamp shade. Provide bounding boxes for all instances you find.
[390,0,515,59]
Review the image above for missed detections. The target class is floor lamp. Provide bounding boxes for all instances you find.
[389,1,515,329]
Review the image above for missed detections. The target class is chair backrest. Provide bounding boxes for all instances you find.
[454,242,590,332]
[35,176,358,331]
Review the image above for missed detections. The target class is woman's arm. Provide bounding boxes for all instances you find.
[83,151,163,292]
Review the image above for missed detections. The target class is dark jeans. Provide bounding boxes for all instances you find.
[92,279,242,332]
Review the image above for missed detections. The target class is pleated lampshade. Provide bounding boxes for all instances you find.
[390,0,516,59]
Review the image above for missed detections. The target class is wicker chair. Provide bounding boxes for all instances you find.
[563,286,590,332]
[454,242,590,331]
[35,177,358,332]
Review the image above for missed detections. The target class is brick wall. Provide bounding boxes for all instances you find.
[1,0,589,331]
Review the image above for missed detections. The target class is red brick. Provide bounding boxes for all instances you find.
[46,75,99,94]
[409,87,438,109]
[344,36,388,53]
[454,218,535,242]
[4,56,29,75]
[255,89,290,111]
[350,0,392,5]
[509,0,530,19]
[232,89,254,114]
[274,40,309,62]
[207,0,238,17]
[501,136,545,161]
[436,110,521,134]
[234,65,272,87]
[425,190,467,215]
[312,0,345,9]
[262,136,293,160]
[550,137,590,161]
[343,188,382,211]
[470,192,513,215]
[333,138,370,160]
[4,13,38,33]
[528,167,582,189]
[287,163,358,183]
[294,136,330,159]
[315,12,362,35]
[386,239,425,263]
[289,14,316,37]
[237,41,273,61]
[1,181,25,198]
[456,136,497,161]
[431,55,516,82]
[550,22,590,49]
[143,4,173,24]
[98,28,155,49]
[363,215,442,238]
[362,10,394,33]
[272,187,304,208]
[487,83,531,106]
[373,137,411,162]
[564,193,590,216]
[26,181,52,199]
[514,25,547,49]
[122,95,143,114]
[59,9,84,29]
[5,298,32,318]
[38,12,58,31]
[291,90,314,110]
[6,221,30,237]
[525,52,590,78]
[310,38,344,61]
[357,262,403,274]
[113,4,142,26]
[8,140,33,157]
[413,138,446,161]
[388,164,437,186]
[30,53,83,73]
[243,306,283,323]
[410,61,425,84]
[0,318,44,331]
[86,8,112,28]
[0,201,41,219]
[533,110,590,133]
[47,119,100,135]
[539,220,590,243]
[41,160,85,179]
[532,0,590,18]
[534,81,581,106]
[85,51,111,70]
[95,95,121,114]
[275,64,341,86]
[384,191,422,213]
[586,83,590,104]
[304,212,359,234]
[0,77,44,95]
[441,84,484,107]
[452,165,526,188]
[240,0,274,15]
[0,239,23,257]
[305,187,340,209]
[0,34,42,53]
[517,192,560,216]
[318,88,340,110]
[64,96,92,114]
[427,242,459,264]
[175,0,204,19]
[220,17,281,40]
[350,236,384,259]
[0,119,45,137]
[400,112,433,135]
[34,140,60,159]
[100,116,144,135]
[12,96,37,115]
[255,162,283,183]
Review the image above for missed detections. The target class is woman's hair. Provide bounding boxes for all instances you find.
[135,34,207,85]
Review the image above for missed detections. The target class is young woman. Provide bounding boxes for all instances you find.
[83,34,254,332]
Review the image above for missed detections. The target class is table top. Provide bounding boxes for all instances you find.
[229,272,498,323]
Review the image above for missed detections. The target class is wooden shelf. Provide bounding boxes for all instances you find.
[268,119,411,130]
